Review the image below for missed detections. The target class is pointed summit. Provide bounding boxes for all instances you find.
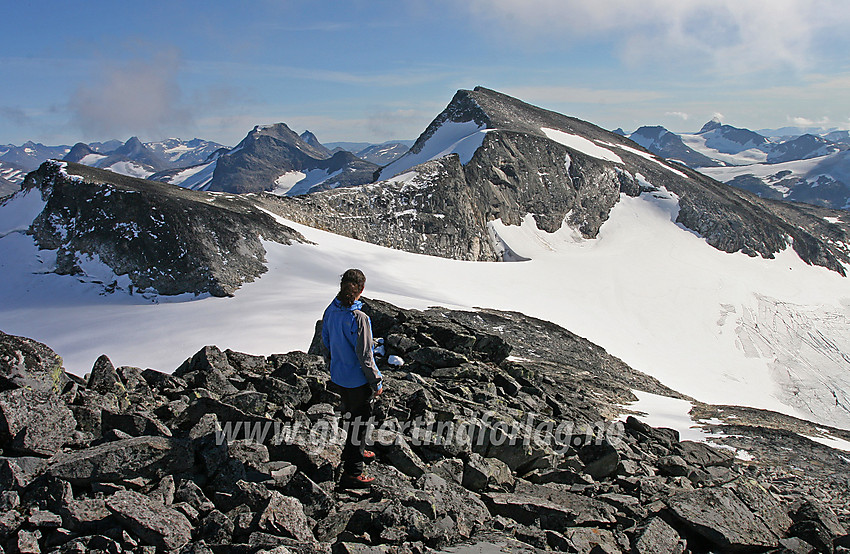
[699,117,723,134]
[300,130,332,157]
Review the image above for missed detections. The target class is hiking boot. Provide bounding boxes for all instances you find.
[339,473,374,489]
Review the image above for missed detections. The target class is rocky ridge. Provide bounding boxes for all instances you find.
[19,161,307,297]
[270,87,850,274]
[2,297,849,553]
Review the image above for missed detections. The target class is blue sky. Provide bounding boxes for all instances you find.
[2,0,849,147]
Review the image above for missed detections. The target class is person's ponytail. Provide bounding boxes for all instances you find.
[337,269,366,307]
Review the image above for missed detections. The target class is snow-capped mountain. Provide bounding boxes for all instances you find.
[354,141,410,165]
[1,86,850,437]
[145,137,226,167]
[0,141,72,172]
[203,123,378,195]
[625,120,850,210]
[0,142,73,189]
[628,126,720,168]
[64,136,228,180]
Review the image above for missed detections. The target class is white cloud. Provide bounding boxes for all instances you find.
[665,111,689,121]
[69,49,193,140]
[465,0,850,74]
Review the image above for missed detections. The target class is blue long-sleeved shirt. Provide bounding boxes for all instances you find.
[321,298,382,391]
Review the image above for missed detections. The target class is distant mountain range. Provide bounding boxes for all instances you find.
[621,119,850,210]
[0,132,412,198]
[4,116,849,211]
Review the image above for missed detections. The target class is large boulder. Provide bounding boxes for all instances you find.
[0,332,68,392]
[106,490,193,550]
[47,435,193,484]
[0,388,76,456]
[667,487,780,551]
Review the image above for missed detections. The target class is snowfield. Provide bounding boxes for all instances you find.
[1,184,850,430]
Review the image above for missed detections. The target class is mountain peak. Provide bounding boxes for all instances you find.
[699,118,724,133]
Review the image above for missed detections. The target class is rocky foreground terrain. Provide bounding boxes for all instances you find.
[2,298,849,553]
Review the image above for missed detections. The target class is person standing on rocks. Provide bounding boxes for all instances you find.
[321,268,384,488]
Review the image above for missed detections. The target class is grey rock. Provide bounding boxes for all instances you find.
[673,440,735,468]
[371,428,428,478]
[0,388,76,456]
[578,440,620,480]
[47,435,193,484]
[175,479,216,514]
[87,354,121,394]
[16,528,42,554]
[257,491,314,542]
[462,453,514,492]
[0,456,48,490]
[562,527,620,554]
[224,391,269,416]
[633,516,685,554]
[27,509,62,528]
[0,331,68,393]
[55,497,113,533]
[482,489,616,530]
[0,509,23,539]
[667,487,780,551]
[199,509,234,544]
[733,479,793,535]
[101,410,172,437]
[280,471,335,519]
[0,490,19,511]
[106,489,193,550]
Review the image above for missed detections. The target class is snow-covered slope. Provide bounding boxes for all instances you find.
[1,177,849,429]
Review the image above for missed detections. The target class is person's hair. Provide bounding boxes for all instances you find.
[337,268,366,307]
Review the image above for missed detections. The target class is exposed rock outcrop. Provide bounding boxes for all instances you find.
[2,295,848,552]
[267,87,850,274]
[21,160,308,297]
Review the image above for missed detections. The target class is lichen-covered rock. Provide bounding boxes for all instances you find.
[0,331,68,392]
[257,491,314,542]
[106,489,193,550]
[667,487,780,551]
[47,435,193,484]
[0,388,76,456]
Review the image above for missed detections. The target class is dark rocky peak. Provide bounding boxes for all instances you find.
[299,129,332,157]
[632,125,671,142]
[63,142,97,163]
[239,123,330,160]
[699,117,724,133]
[277,87,850,275]
[207,123,376,194]
[612,127,627,136]
[22,161,308,297]
[630,126,722,168]
[697,120,769,153]
[99,136,169,172]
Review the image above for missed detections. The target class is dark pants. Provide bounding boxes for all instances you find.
[338,383,373,476]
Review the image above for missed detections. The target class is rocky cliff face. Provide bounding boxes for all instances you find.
[22,161,307,297]
[271,87,850,273]
[1,297,848,552]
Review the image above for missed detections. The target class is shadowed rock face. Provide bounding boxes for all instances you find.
[23,161,307,297]
[1,298,848,552]
[207,123,378,195]
[268,87,850,274]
